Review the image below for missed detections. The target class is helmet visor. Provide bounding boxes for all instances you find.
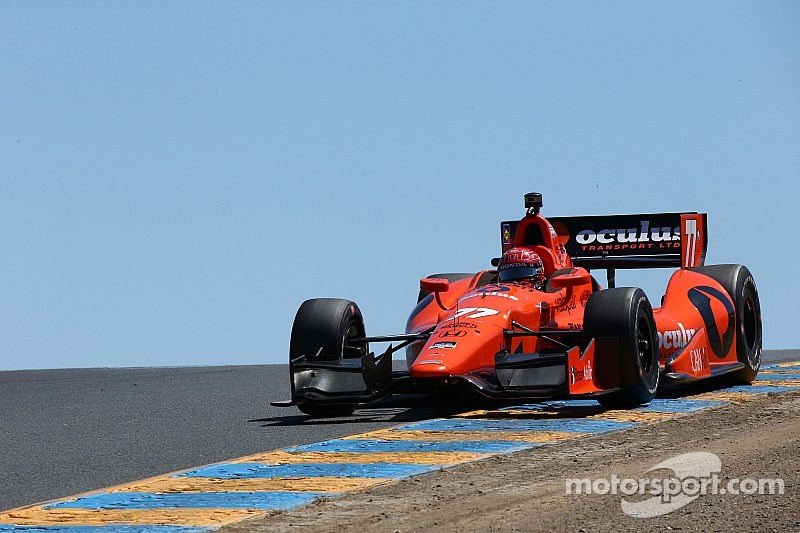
[499,264,542,282]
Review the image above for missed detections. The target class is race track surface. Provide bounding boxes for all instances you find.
[0,363,477,512]
[0,349,797,531]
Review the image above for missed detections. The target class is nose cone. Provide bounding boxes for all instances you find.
[410,323,502,377]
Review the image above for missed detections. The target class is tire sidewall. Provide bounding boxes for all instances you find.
[629,293,659,398]
[290,298,366,361]
[339,302,367,360]
[734,270,762,377]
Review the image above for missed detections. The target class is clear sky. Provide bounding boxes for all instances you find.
[1,2,798,370]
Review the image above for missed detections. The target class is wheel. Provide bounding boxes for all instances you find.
[417,273,474,303]
[289,298,368,417]
[584,287,659,407]
[691,265,762,382]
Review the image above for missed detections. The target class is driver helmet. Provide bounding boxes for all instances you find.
[498,247,545,288]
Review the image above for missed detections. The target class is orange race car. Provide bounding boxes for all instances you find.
[272,193,762,417]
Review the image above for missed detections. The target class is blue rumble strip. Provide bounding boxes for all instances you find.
[285,439,534,454]
[723,384,797,393]
[635,398,727,412]
[176,462,438,480]
[399,418,636,433]
[756,372,800,381]
[761,364,800,371]
[46,491,325,511]
[499,400,600,411]
[0,524,218,533]
[501,397,726,413]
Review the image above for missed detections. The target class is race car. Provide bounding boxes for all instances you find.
[272,192,762,417]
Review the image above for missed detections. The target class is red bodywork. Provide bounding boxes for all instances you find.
[405,211,739,395]
[275,200,756,411]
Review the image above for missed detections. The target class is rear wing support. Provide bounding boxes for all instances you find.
[606,268,616,288]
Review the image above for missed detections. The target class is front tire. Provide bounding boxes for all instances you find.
[290,298,367,417]
[691,265,762,382]
[584,288,659,407]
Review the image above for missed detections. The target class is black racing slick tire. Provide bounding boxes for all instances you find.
[691,264,762,383]
[584,288,659,408]
[417,273,474,303]
[289,298,368,417]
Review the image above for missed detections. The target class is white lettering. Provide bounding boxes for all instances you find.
[690,347,707,373]
[638,220,650,242]
[617,228,639,243]
[658,324,697,351]
[597,229,614,244]
[576,230,596,244]
[651,227,673,242]
[453,307,499,319]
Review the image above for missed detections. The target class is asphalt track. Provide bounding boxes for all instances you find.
[0,349,797,518]
[0,362,478,512]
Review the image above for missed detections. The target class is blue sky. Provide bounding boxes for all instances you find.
[1,2,798,370]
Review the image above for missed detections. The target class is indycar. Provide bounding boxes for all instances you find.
[272,193,762,417]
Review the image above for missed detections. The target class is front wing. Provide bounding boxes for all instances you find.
[271,332,623,408]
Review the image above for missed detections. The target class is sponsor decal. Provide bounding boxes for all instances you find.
[570,360,593,384]
[574,222,681,246]
[439,322,477,329]
[431,341,457,349]
[687,286,735,358]
[690,347,708,373]
[549,214,694,258]
[502,223,512,245]
[580,290,591,308]
[462,284,519,302]
[461,291,520,302]
[657,322,696,350]
[499,262,534,270]
[439,329,467,338]
[477,284,510,292]
[548,222,570,264]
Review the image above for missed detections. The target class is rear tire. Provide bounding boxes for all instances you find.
[584,288,659,407]
[691,265,762,383]
[290,298,367,417]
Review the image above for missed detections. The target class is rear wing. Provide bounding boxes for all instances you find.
[501,212,707,270]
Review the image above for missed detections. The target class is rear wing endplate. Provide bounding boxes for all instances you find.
[502,212,707,270]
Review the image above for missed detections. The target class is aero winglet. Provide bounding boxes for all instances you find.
[568,339,620,395]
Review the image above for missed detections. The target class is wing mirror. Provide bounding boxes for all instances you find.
[420,277,453,310]
[420,277,450,293]
[549,269,591,289]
